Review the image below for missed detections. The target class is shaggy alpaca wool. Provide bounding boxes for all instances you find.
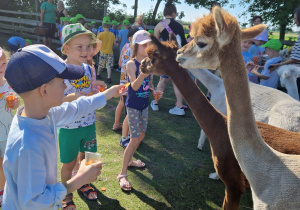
[189,68,300,150]
[176,7,300,209]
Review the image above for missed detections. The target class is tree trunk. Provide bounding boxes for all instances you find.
[151,0,162,25]
[279,23,286,40]
[134,0,138,19]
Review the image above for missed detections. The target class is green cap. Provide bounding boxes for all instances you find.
[61,23,97,54]
[91,21,96,24]
[122,19,130,26]
[102,16,111,24]
[148,29,154,34]
[24,39,32,45]
[70,17,77,24]
[87,23,92,27]
[112,20,119,25]
[76,14,86,20]
[261,39,282,51]
[60,17,70,22]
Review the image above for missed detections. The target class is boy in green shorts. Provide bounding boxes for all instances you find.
[59,23,105,209]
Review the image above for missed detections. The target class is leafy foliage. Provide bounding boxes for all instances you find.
[238,0,299,39]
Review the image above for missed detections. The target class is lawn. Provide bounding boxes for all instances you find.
[0,33,253,209]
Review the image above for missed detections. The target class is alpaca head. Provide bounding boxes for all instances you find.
[176,6,266,69]
[140,34,180,75]
[279,47,293,62]
[277,65,300,88]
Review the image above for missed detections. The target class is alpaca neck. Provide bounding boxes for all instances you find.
[167,64,226,145]
[219,38,264,149]
[188,68,224,94]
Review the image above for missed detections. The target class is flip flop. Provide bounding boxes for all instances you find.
[117,174,131,191]
[128,160,146,168]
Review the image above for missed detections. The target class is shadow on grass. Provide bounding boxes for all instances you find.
[77,184,126,210]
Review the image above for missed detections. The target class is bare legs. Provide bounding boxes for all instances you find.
[154,77,184,108]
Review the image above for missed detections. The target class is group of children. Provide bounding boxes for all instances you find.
[0,16,162,208]
[241,30,283,89]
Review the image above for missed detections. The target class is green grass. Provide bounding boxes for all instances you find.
[0,33,253,209]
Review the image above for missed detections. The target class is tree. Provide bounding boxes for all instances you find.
[239,0,299,40]
[65,0,120,20]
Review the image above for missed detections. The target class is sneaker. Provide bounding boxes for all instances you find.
[120,136,130,149]
[150,100,159,111]
[169,106,185,116]
[106,78,111,83]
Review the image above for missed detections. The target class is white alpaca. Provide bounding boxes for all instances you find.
[276,64,300,100]
[190,68,300,150]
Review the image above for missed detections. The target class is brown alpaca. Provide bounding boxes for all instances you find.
[140,35,300,209]
[176,7,300,209]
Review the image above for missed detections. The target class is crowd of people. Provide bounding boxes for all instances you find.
[1,0,300,209]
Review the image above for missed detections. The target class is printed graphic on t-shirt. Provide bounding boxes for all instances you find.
[136,77,150,98]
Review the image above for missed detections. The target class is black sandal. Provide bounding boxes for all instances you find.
[62,193,76,210]
[77,184,97,201]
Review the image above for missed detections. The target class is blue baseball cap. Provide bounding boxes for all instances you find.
[5,44,85,93]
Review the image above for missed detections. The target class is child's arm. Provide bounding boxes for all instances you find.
[251,66,269,80]
[53,85,126,128]
[126,60,149,91]
[62,91,87,102]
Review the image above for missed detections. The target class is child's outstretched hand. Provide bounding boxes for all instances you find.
[103,85,127,100]
[251,66,259,74]
[76,159,102,185]
[246,61,255,68]
[10,96,20,109]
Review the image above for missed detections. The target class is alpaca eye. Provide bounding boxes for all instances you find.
[197,42,207,48]
[151,58,156,64]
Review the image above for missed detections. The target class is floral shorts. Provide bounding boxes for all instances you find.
[98,52,113,69]
[127,107,148,138]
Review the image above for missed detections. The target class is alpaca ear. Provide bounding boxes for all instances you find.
[241,24,267,40]
[150,34,165,54]
[212,6,227,37]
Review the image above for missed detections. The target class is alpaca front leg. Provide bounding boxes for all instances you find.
[197,129,206,150]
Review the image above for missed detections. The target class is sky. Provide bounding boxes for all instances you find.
[110,0,299,31]
[111,0,251,26]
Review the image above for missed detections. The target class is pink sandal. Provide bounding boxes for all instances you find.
[112,123,123,130]
[117,174,131,191]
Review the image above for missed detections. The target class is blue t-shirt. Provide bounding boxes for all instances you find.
[97,26,113,34]
[248,44,264,57]
[7,36,25,47]
[119,29,129,51]
[125,59,151,110]
[259,56,282,88]
[242,51,258,83]
[111,28,119,39]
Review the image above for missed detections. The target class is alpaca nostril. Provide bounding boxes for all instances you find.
[177,57,186,63]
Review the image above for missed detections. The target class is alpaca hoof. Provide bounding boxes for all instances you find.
[197,144,204,150]
[209,172,220,180]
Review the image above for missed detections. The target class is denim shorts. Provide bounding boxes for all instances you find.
[43,22,56,39]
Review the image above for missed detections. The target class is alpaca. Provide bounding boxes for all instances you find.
[176,7,300,209]
[141,35,300,210]
[190,68,300,151]
[276,64,300,100]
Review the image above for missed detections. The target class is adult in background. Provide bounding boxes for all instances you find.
[151,0,187,116]
[269,6,300,98]
[57,1,68,25]
[40,0,58,49]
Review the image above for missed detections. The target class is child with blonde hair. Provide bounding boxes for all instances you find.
[134,15,146,30]
[2,44,125,209]
[59,23,107,209]
[0,47,19,206]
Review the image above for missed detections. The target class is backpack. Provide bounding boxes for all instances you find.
[161,20,182,48]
